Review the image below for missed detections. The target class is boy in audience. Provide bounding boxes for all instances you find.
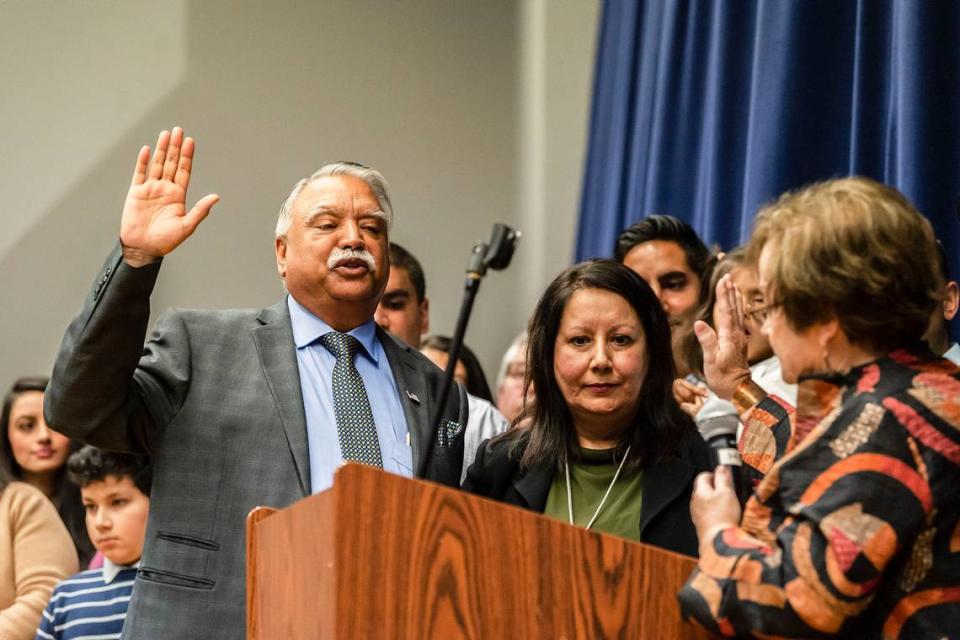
[36,447,151,640]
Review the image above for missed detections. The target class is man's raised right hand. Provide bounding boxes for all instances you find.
[119,127,220,267]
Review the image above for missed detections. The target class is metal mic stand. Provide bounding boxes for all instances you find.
[425,223,520,464]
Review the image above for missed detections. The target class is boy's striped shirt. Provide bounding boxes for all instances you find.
[35,563,137,640]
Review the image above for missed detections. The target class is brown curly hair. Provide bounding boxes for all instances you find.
[747,177,941,353]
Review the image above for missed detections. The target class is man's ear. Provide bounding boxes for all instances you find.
[275,236,288,278]
[944,281,960,322]
[420,297,430,336]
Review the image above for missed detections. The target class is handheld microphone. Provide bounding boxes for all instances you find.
[697,414,750,507]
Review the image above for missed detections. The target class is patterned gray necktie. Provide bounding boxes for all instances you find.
[319,331,383,467]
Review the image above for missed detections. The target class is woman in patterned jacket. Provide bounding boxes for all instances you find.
[679,177,960,639]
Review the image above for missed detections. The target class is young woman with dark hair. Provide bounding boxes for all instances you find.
[463,260,710,555]
[1,378,94,566]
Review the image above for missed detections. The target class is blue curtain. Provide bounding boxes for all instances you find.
[577,0,960,280]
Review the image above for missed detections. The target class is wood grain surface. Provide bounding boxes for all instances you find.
[246,505,277,640]
[249,464,715,639]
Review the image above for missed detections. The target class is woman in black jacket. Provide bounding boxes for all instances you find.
[463,260,710,556]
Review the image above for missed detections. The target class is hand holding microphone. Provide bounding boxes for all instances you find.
[690,463,743,556]
[697,414,752,507]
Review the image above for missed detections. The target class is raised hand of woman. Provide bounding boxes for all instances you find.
[694,274,752,400]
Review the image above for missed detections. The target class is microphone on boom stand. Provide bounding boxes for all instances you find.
[425,223,520,467]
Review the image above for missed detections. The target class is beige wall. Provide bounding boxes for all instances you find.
[0,0,599,393]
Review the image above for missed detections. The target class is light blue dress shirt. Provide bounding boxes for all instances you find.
[287,296,412,493]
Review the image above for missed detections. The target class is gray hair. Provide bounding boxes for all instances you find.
[275,162,393,238]
[495,330,529,390]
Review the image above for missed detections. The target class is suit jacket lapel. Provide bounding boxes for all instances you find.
[253,301,311,496]
[378,328,431,476]
[512,461,555,512]
[639,450,694,536]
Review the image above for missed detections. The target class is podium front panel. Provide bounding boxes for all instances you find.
[249,464,713,639]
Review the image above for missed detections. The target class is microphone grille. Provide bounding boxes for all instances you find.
[697,414,739,442]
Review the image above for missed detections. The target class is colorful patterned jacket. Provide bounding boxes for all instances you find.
[678,347,960,638]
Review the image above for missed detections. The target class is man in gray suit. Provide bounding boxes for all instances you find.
[44,127,467,639]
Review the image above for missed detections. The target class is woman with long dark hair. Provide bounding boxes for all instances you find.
[2,377,94,566]
[463,260,710,554]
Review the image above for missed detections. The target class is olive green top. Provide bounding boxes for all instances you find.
[542,447,643,541]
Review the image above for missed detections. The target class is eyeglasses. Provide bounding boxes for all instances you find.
[744,302,782,324]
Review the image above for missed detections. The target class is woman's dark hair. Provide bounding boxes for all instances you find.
[0,459,9,494]
[516,259,696,472]
[2,376,95,565]
[421,335,494,403]
[68,446,152,496]
[1,377,55,482]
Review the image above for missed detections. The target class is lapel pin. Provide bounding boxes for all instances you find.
[406,390,421,404]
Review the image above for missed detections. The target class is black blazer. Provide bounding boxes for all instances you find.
[462,430,711,557]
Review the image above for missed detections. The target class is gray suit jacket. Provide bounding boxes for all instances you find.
[45,245,467,640]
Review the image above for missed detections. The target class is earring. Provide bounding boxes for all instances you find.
[823,349,833,373]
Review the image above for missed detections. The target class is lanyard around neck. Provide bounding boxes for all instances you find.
[565,445,631,530]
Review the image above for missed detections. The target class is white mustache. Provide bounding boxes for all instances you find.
[328,247,376,271]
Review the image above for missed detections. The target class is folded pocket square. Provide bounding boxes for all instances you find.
[436,419,463,447]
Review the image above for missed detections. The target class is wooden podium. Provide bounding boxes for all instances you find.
[246,464,713,639]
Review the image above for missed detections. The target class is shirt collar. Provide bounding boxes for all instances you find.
[944,342,960,365]
[102,557,140,584]
[286,295,380,363]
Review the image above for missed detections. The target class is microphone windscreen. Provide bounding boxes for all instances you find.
[697,414,739,443]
